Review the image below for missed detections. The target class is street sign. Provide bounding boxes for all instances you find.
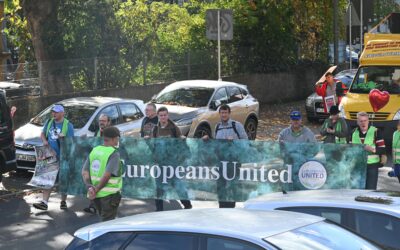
[206,9,233,40]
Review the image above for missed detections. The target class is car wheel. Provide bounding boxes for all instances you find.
[194,126,211,138]
[245,118,257,140]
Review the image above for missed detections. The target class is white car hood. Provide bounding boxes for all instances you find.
[14,123,44,146]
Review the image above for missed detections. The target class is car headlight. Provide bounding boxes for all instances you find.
[339,104,346,119]
[393,109,400,120]
[306,97,314,107]
[176,118,194,126]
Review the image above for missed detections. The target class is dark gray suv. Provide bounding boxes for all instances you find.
[0,90,16,182]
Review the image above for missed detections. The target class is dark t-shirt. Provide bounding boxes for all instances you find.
[140,116,158,137]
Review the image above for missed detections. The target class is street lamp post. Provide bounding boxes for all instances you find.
[349,0,352,70]
[360,0,363,50]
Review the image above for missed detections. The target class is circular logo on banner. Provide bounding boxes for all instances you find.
[91,160,101,174]
[298,161,327,190]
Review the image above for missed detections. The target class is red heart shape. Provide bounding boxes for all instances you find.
[369,89,390,112]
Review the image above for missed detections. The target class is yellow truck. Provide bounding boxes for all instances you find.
[339,13,400,150]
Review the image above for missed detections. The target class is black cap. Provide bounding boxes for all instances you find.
[103,126,120,138]
[329,105,340,115]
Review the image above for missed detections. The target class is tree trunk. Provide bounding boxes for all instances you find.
[22,0,73,95]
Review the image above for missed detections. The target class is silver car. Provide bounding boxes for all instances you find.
[244,189,400,249]
[152,80,259,139]
[66,209,379,250]
[14,97,145,170]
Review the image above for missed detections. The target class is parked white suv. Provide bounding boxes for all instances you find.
[151,80,259,139]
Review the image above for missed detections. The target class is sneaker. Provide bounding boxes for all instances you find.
[60,201,67,210]
[33,201,48,210]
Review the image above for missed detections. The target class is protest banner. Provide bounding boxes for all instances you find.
[59,137,367,202]
[28,145,59,189]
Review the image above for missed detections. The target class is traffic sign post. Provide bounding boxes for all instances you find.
[206,9,233,81]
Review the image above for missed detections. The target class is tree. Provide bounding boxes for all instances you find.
[21,0,73,95]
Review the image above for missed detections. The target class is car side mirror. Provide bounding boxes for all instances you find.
[210,100,221,110]
[150,95,157,103]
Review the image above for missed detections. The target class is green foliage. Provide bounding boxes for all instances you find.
[5,0,344,90]
[4,0,34,61]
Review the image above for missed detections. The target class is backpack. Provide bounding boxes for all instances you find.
[215,121,240,139]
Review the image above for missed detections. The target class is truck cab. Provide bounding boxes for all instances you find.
[340,13,400,150]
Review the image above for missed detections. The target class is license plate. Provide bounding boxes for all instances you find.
[16,154,36,162]
[316,108,325,113]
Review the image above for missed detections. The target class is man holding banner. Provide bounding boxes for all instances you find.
[82,126,123,221]
[203,104,248,208]
[33,104,74,211]
[350,112,385,190]
[152,107,192,211]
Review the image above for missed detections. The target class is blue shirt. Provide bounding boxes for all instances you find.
[42,119,74,156]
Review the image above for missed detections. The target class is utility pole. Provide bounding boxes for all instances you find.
[333,0,339,65]
[360,0,363,51]
[349,1,352,70]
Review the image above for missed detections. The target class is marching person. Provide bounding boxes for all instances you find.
[152,107,192,211]
[33,104,74,210]
[278,111,316,143]
[140,103,158,138]
[82,126,123,221]
[350,112,385,190]
[389,120,400,183]
[203,104,248,208]
[315,72,347,113]
[95,113,111,137]
[84,114,111,214]
[320,105,348,144]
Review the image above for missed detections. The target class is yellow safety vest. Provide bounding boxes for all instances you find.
[352,126,380,164]
[89,145,122,198]
[393,130,400,164]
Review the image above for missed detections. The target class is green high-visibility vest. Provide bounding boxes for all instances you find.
[352,126,380,164]
[334,121,346,144]
[45,118,70,138]
[393,130,400,164]
[322,119,346,144]
[89,145,122,198]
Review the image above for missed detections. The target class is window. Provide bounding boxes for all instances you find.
[154,87,214,107]
[350,66,400,94]
[30,104,97,129]
[125,233,196,250]
[119,103,143,123]
[65,232,133,250]
[352,209,400,249]
[212,87,229,104]
[265,221,379,250]
[206,237,262,250]
[227,87,243,103]
[99,105,119,125]
[277,207,344,225]
[240,88,248,97]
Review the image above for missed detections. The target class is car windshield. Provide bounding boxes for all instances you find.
[154,87,214,107]
[30,104,98,129]
[335,70,357,87]
[264,221,379,250]
[350,66,400,94]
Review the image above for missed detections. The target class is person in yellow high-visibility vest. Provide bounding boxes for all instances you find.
[82,126,122,221]
[388,120,400,183]
[83,113,111,214]
[350,112,386,190]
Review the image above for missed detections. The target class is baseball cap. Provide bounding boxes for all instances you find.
[289,111,302,120]
[51,104,64,113]
[329,105,340,115]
